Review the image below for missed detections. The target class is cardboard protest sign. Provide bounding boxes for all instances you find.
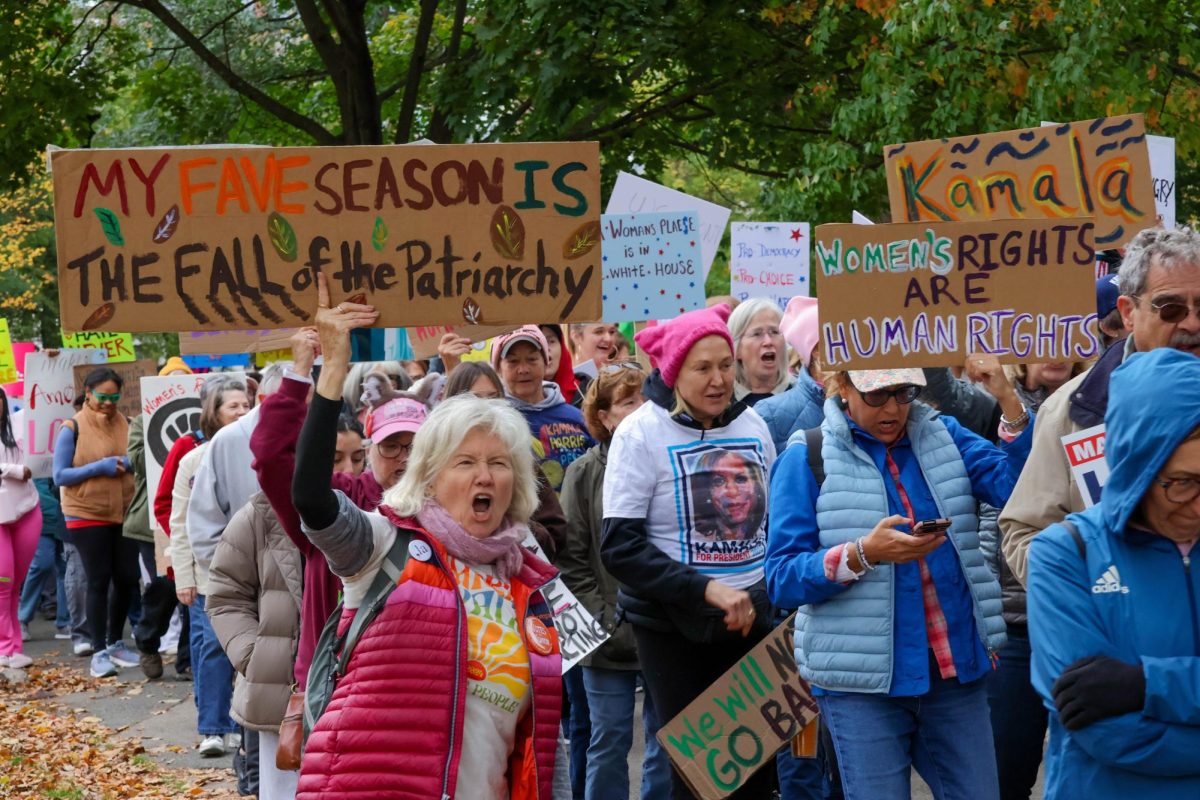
[142,372,246,531]
[407,324,520,360]
[524,540,610,672]
[24,349,108,477]
[657,615,817,799]
[3,343,38,403]
[885,115,1154,249]
[0,321,16,384]
[730,223,811,307]
[72,359,156,420]
[606,172,730,278]
[600,212,705,321]
[814,218,1101,370]
[61,331,137,363]
[1063,424,1108,508]
[51,142,602,333]
[179,328,298,355]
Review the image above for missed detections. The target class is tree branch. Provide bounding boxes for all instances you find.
[122,0,336,143]
[393,0,439,144]
[428,0,468,142]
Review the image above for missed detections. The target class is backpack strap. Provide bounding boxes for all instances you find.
[803,427,825,487]
[334,527,414,676]
[1061,519,1086,560]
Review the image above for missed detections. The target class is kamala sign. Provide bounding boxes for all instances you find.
[51,143,602,333]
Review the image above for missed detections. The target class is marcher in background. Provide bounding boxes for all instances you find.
[1095,274,1130,350]
[755,296,826,453]
[401,359,429,381]
[1028,348,1200,799]
[728,298,790,406]
[170,378,251,758]
[570,322,619,399]
[539,324,581,405]
[333,414,365,476]
[443,361,505,400]
[291,283,562,799]
[53,367,138,679]
[601,304,776,800]
[765,363,1032,800]
[0,387,42,670]
[207,491,302,800]
[559,365,672,800]
[17,475,72,644]
[1002,226,1200,584]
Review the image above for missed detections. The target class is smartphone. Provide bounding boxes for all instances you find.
[912,518,952,537]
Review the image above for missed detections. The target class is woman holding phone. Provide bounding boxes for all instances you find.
[764,365,1033,800]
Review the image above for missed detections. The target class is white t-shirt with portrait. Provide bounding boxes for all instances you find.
[603,401,776,589]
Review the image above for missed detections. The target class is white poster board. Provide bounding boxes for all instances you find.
[24,350,107,478]
[606,172,731,279]
[1062,424,1108,508]
[1148,134,1176,229]
[730,222,811,308]
[141,373,245,531]
[525,539,609,672]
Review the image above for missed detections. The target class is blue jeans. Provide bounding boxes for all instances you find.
[18,535,68,628]
[580,667,671,800]
[188,595,237,736]
[818,673,998,800]
[563,666,591,799]
[986,629,1047,800]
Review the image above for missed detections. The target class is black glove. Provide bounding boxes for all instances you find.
[1052,655,1145,731]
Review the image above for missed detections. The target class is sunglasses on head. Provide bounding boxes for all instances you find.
[1139,297,1200,324]
[601,361,643,374]
[91,391,121,404]
[856,385,921,408]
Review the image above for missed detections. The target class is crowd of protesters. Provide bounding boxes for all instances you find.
[2,224,1199,800]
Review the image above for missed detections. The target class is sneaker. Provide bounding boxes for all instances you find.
[174,666,193,682]
[0,655,8,668]
[55,627,73,640]
[224,731,242,752]
[107,640,140,668]
[89,650,118,678]
[19,623,29,641]
[6,653,32,669]
[139,651,164,680]
[73,641,95,657]
[198,735,225,757]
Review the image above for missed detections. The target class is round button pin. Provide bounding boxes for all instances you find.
[408,539,432,562]
[525,617,554,655]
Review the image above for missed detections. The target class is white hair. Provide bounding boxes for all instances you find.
[1118,226,1200,298]
[726,298,789,390]
[258,361,293,396]
[383,394,538,523]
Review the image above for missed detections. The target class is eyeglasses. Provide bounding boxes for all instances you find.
[1153,477,1200,505]
[601,361,643,374]
[857,385,921,408]
[91,391,121,404]
[744,326,782,340]
[375,440,413,459]
[1138,296,1200,324]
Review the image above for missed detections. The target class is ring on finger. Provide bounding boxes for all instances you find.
[336,304,345,313]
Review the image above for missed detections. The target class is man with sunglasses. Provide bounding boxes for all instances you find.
[1002,227,1200,588]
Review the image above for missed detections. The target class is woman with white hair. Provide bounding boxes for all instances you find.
[290,276,562,800]
[727,298,790,406]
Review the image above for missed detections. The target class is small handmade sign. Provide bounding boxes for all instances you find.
[51,142,602,333]
[23,349,107,478]
[885,114,1154,249]
[606,172,730,278]
[600,212,705,321]
[407,324,518,360]
[657,615,817,800]
[0,321,16,384]
[61,330,137,363]
[730,223,811,307]
[814,217,1101,370]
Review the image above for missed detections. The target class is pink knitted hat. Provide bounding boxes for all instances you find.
[780,296,820,366]
[634,305,734,389]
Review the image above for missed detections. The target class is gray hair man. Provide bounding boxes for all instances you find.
[1000,227,1200,584]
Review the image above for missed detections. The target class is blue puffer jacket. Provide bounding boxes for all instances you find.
[754,370,826,453]
[766,397,1030,695]
[1028,349,1200,800]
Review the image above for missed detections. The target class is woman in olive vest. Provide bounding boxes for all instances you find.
[53,367,137,679]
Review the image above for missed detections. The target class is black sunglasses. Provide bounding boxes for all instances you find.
[1140,297,1200,324]
[857,385,921,408]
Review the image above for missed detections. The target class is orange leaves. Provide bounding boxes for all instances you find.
[855,0,896,16]
[1006,60,1031,98]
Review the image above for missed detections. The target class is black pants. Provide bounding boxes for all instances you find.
[134,540,190,673]
[71,524,140,651]
[633,616,775,800]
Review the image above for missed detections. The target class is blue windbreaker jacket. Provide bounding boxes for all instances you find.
[1028,348,1200,799]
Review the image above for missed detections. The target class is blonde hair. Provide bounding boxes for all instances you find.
[382,395,538,524]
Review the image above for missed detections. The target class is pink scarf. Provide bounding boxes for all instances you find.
[416,500,525,580]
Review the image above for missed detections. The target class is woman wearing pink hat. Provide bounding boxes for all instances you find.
[600,304,776,800]
[755,296,827,453]
[764,363,1034,800]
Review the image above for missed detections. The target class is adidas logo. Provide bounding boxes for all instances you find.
[1092,565,1130,595]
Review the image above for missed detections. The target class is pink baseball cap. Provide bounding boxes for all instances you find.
[366,396,428,442]
[490,325,550,371]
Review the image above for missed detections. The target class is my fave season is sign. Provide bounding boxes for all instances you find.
[51,143,602,333]
[814,218,1101,370]
[884,114,1154,249]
